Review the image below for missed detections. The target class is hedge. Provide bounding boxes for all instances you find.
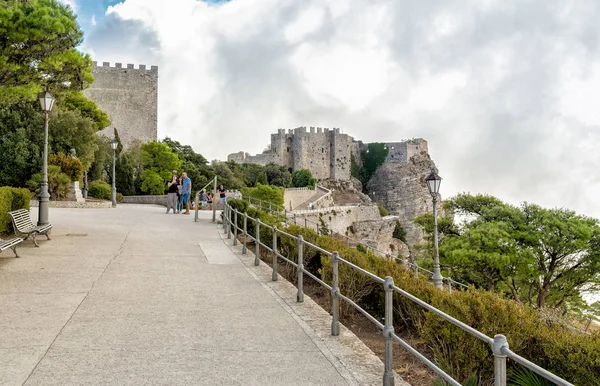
[229,203,600,385]
[0,187,31,234]
[88,180,111,200]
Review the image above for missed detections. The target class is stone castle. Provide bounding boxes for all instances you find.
[84,61,158,147]
[228,127,428,181]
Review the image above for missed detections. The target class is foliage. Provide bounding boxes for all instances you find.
[139,142,181,194]
[162,137,212,190]
[392,221,407,243]
[87,136,111,183]
[241,163,268,187]
[240,184,284,206]
[87,180,111,200]
[0,186,30,234]
[115,152,135,196]
[508,367,553,386]
[356,143,389,188]
[265,162,292,187]
[419,193,600,309]
[48,152,83,182]
[0,0,93,103]
[27,165,70,200]
[140,170,165,195]
[49,109,100,171]
[292,168,316,188]
[0,103,43,187]
[433,374,478,386]
[63,92,110,129]
[211,161,245,189]
[377,202,389,217]
[318,215,329,236]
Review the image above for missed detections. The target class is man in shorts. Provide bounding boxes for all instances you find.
[182,172,192,214]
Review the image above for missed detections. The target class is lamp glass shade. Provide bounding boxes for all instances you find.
[110,139,118,150]
[38,91,55,112]
[425,170,442,195]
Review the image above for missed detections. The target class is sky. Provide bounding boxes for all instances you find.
[59,0,600,220]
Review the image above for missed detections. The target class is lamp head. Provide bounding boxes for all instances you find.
[38,90,55,112]
[425,169,442,196]
[110,139,118,150]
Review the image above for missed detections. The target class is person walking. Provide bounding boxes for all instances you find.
[176,175,184,214]
[182,172,192,214]
[166,175,179,214]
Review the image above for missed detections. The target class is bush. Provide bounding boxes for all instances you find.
[292,169,317,188]
[377,202,389,217]
[27,165,71,200]
[0,187,31,234]
[88,180,111,200]
[49,152,83,182]
[393,221,407,243]
[228,201,600,385]
[116,192,124,203]
[241,183,284,206]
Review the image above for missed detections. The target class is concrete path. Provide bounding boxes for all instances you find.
[0,205,404,386]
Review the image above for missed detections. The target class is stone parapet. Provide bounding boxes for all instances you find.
[121,195,167,206]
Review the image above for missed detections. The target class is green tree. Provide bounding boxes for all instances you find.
[292,168,316,188]
[416,193,600,309]
[49,109,99,172]
[0,103,43,187]
[359,143,389,187]
[265,162,291,187]
[63,92,110,129]
[241,163,268,187]
[0,0,94,103]
[139,142,181,194]
[211,161,244,189]
[240,183,284,206]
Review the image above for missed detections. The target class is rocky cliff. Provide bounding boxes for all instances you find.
[366,149,438,250]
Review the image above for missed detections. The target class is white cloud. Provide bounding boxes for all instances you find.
[85,0,600,219]
[57,0,77,11]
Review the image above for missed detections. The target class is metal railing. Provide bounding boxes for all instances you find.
[194,176,218,223]
[222,203,574,386]
[287,212,469,292]
[241,196,285,214]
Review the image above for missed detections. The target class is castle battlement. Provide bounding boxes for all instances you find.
[92,61,158,72]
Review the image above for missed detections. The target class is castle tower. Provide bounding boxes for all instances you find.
[84,62,158,147]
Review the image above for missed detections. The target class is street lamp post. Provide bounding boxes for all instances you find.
[37,91,55,226]
[426,169,443,289]
[111,139,118,207]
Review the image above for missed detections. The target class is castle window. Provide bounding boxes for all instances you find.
[322,148,324,153]
[287,147,290,153]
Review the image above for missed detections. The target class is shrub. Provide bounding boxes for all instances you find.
[393,221,407,243]
[88,180,111,200]
[116,192,124,203]
[227,201,600,385]
[241,184,284,206]
[377,202,389,217]
[0,187,31,234]
[292,169,317,188]
[27,165,71,201]
[49,152,83,182]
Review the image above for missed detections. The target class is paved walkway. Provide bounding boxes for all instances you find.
[0,204,404,386]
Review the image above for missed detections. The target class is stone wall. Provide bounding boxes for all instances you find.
[84,62,158,148]
[349,216,410,258]
[121,195,167,206]
[291,205,381,235]
[228,126,352,180]
[284,187,317,211]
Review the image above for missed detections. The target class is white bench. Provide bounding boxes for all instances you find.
[0,237,23,258]
[8,209,52,247]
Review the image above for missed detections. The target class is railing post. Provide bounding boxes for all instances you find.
[297,235,304,303]
[448,279,453,294]
[255,218,261,266]
[269,202,272,211]
[242,212,247,254]
[272,226,278,281]
[233,210,238,246]
[492,335,508,386]
[222,204,227,230]
[304,218,307,228]
[227,206,231,239]
[383,276,395,386]
[331,251,340,336]
[194,191,200,222]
